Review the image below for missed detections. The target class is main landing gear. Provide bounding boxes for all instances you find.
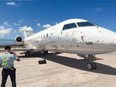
[85,55,97,70]
[43,51,48,54]
[24,51,49,56]
[25,51,31,56]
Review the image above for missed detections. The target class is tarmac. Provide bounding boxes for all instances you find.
[0,51,116,87]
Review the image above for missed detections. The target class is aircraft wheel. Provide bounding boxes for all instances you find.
[86,62,97,70]
[44,51,48,54]
[25,51,30,56]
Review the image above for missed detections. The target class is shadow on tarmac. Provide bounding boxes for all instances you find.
[19,53,116,75]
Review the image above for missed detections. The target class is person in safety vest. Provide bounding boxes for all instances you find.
[0,46,20,87]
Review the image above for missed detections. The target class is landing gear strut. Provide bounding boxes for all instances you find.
[85,55,97,70]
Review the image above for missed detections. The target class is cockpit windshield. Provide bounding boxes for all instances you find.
[77,22,95,27]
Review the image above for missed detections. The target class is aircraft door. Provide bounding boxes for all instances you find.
[49,29,57,50]
[51,37,57,47]
[49,28,64,51]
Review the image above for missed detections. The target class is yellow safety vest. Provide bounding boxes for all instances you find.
[1,54,13,70]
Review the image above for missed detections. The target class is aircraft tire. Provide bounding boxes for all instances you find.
[44,51,48,54]
[25,51,30,56]
[86,62,97,70]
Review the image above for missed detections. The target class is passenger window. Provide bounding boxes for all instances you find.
[62,23,77,30]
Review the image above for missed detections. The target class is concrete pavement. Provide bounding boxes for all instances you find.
[0,52,116,87]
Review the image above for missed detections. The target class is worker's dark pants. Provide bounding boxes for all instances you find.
[1,68,16,87]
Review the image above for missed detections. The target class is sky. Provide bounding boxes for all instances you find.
[0,0,116,40]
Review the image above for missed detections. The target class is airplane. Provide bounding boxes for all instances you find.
[15,18,116,70]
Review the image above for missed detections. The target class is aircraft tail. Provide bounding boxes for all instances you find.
[20,26,33,39]
[24,29,28,39]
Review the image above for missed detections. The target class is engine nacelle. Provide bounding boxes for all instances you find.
[15,37,22,42]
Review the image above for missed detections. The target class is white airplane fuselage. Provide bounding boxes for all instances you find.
[23,19,116,55]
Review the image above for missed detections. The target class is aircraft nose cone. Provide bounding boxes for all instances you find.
[112,33,116,43]
[110,34,116,43]
[99,27,116,44]
[114,35,116,44]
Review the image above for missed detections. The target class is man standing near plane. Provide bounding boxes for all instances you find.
[0,46,20,87]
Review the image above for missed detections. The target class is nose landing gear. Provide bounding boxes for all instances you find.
[85,55,97,70]
[86,62,97,70]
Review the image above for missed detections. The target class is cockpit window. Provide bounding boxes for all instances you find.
[77,22,95,27]
[62,23,77,30]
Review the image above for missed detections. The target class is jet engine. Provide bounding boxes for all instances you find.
[15,36,22,42]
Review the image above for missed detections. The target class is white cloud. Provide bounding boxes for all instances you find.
[13,23,20,26]
[3,22,10,27]
[6,2,17,6]
[13,19,24,26]
[13,30,17,33]
[43,24,52,29]
[19,19,24,23]
[19,26,33,32]
[37,23,41,27]
[0,26,12,37]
